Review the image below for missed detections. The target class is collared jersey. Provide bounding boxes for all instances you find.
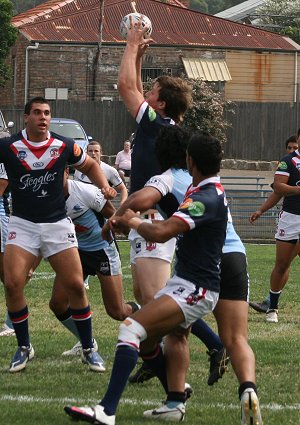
[74,161,123,188]
[130,101,175,194]
[0,130,85,223]
[173,176,227,292]
[145,169,245,256]
[65,179,108,251]
[0,163,10,217]
[275,149,300,215]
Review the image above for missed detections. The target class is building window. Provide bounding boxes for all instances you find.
[141,68,172,82]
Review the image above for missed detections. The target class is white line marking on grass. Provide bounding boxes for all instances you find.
[30,272,55,280]
[1,395,299,411]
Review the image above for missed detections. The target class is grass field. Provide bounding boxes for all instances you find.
[0,242,299,425]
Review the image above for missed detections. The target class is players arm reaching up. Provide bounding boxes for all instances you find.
[118,19,153,117]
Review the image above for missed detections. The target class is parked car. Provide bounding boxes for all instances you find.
[0,110,14,138]
[49,118,91,151]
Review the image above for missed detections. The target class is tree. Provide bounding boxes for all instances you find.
[0,0,17,88]
[11,0,46,14]
[256,0,300,44]
[182,78,234,145]
[189,0,208,13]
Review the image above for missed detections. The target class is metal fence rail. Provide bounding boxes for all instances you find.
[227,189,280,243]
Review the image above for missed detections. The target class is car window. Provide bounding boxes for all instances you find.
[49,122,86,140]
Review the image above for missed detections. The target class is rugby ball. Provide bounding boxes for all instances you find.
[120,13,152,40]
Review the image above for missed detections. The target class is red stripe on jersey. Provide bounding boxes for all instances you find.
[10,144,31,170]
[214,182,224,192]
[21,137,55,159]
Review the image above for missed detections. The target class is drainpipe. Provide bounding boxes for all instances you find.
[24,43,39,105]
[294,51,298,104]
[294,52,299,130]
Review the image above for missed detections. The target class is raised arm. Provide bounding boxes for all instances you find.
[117,18,153,117]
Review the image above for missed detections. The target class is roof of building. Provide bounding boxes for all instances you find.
[215,0,265,22]
[12,0,299,51]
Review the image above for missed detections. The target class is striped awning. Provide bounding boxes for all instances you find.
[182,57,232,81]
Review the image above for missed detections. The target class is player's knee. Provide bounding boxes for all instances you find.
[3,277,24,294]
[117,318,147,349]
[105,305,127,321]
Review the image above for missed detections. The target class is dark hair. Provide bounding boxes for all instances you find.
[156,76,193,124]
[187,133,223,176]
[24,97,50,115]
[285,135,297,149]
[155,125,191,172]
[298,128,300,137]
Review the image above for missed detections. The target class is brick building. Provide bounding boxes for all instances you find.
[2,0,299,107]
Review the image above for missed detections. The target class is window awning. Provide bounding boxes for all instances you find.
[181,58,232,81]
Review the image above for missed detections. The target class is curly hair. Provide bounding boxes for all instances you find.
[156,76,193,124]
[187,133,223,176]
[155,125,191,172]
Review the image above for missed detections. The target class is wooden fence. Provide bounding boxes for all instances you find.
[1,100,299,160]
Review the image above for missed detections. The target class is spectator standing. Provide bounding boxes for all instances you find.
[115,139,131,182]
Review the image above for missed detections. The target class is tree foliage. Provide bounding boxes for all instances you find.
[188,0,244,14]
[11,0,245,15]
[256,0,300,44]
[0,0,17,88]
[182,78,234,145]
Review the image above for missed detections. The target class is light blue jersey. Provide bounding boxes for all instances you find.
[145,168,245,255]
[66,179,109,251]
[222,212,246,255]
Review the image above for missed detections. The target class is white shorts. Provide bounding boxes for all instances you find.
[129,211,176,264]
[155,275,219,329]
[0,215,9,253]
[6,216,78,258]
[275,211,300,242]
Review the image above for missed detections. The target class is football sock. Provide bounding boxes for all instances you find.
[71,305,93,349]
[100,346,139,416]
[55,308,80,338]
[191,318,223,351]
[238,381,257,399]
[167,391,186,405]
[142,344,168,393]
[269,290,281,310]
[5,311,14,329]
[8,306,30,347]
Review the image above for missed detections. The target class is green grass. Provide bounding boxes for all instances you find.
[0,242,299,424]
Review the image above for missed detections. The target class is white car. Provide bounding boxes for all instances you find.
[49,118,92,151]
[0,110,14,139]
